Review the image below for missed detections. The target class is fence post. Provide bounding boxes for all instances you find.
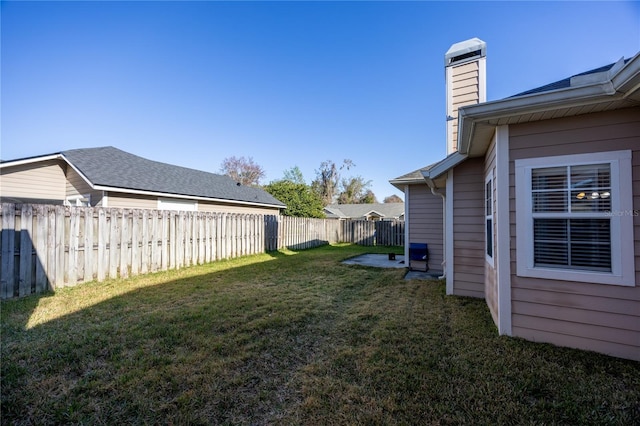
[35,205,49,293]
[131,209,140,276]
[109,209,119,279]
[68,207,80,286]
[84,207,94,283]
[97,208,107,281]
[54,206,65,288]
[19,204,33,296]
[1,204,16,299]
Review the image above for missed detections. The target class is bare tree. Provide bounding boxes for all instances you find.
[311,159,353,206]
[220,156,265,186]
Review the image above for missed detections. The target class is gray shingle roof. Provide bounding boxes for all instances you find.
[510,60,629,97]
[62,147,284,207]
[391,159,445,183]
[324,203,404,219]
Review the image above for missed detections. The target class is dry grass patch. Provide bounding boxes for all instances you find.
[2,244,639,425]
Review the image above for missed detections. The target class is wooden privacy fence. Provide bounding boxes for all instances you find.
[0,203,404,299]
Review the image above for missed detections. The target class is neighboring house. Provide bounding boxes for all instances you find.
[0,146,285,214]
[324,203,405,221]
[391,38,640,361]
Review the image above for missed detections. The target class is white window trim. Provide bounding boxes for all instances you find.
[445,169,454,295]
[65,194,91,207]
[485,172,494,265]
[515,150,635,286]
[495,125,511,336]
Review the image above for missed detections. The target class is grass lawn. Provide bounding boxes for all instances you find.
[2,244,639,425]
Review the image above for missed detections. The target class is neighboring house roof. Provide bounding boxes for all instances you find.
[423,52,640,183]
[324,203,405,220]
[2,146,285,208]
[390,160,445,190]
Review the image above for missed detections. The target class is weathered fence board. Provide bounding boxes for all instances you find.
[1,204,15,299]
[0,203,404,299]
[35,205,48,293]
[19,204,33,297]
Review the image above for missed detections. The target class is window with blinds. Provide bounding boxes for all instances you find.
[531,164,612,271]
[516,150,634,286]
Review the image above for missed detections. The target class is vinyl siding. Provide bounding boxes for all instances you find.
[509,106,640,360]
[198,201,280,215]
[65,167,103,205]
[449,61,480,152]
[106,193,158,209]
[0,160,66,201]
[452,157,485,298]
[107,192,280,214]
[407,184,443,273]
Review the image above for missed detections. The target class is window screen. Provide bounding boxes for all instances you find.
[531,164,611,271]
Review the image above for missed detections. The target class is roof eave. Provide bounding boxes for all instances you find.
[94,185,286,209]
[458,51,640,157]
[612,52,640,100]
[0,153,63,168]
[388,178,423,191]
[59,152,99,191]
[0,152,100,194]
[458,82,618,155]
[422,151,468,182]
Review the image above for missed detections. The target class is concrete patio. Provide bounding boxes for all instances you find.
[341,254,443,280]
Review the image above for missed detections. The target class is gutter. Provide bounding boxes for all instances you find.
[91,185,286,209]
[423,176,446,280]
[421,151,467,181]
[0,154,62,169]
[457,62,632,155]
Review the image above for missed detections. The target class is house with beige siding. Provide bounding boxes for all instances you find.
[392,38,640,361]
[0,146,285,214]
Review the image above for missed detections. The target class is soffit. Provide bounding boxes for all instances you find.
[461,52,640,157]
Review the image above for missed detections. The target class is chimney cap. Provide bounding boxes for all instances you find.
[445,37,486,66]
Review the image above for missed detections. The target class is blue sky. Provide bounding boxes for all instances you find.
[2,1,639,201]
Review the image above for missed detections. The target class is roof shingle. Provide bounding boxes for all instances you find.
[62,147,284,207]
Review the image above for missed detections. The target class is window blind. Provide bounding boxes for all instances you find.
[531,164,611,271]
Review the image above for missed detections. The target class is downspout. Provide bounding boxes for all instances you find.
[424,177,446,279]
[403,185,409,262]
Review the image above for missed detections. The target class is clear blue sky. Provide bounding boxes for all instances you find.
[2,1,639,201]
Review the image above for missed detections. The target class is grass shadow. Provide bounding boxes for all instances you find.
[1,244,402,424]
[2,244,639,425]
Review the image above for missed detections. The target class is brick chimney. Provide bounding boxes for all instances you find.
[445,38,486,154]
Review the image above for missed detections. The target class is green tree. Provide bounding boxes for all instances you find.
[361,189,378,204]
[384,194,403,203]
[337,176,376,204]
[263,180,325,218]
[282,166,305,184]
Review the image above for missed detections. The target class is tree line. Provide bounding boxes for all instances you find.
[220,156,402,218]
